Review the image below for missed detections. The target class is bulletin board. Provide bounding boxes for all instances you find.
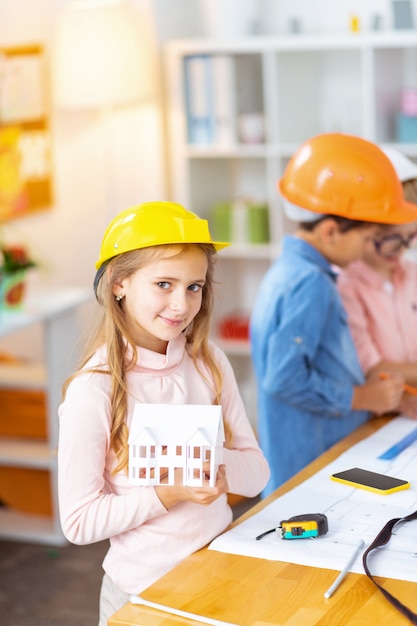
[0,44,52,222]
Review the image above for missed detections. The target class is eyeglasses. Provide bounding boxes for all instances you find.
[373,232,417,257]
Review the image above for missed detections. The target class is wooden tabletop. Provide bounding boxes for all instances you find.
[109,416,416,626]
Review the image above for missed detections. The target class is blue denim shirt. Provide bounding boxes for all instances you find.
[250,235,369,496]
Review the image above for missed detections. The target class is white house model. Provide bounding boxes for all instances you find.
[128,404,224,487]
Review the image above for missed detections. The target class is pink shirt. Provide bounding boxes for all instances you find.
[337,258,417,372]
[58,334,269,594]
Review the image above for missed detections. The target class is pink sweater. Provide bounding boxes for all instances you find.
[337,258,417,372]
[58,334,269,594]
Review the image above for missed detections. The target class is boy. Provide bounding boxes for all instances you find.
[250,133,417,496]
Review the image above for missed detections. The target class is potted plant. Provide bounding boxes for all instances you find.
[0,242,38,310]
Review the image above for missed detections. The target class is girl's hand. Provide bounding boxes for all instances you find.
[155,464,229,509]
[398,394,417,420]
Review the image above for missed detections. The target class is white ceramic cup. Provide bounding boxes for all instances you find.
[238,113,265,144]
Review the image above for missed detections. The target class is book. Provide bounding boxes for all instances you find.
[212,54,236,146]
[183,54,214,145]
[392,0,414,29]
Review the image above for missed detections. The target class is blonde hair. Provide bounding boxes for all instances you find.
[63,243,226,474]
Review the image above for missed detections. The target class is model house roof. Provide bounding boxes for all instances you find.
[128,403,224,447]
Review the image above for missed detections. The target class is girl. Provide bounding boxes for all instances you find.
[337,149,417,418]
[58,201,270,625]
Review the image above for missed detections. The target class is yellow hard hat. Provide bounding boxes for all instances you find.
[95,201,230,269]
[278,133,417,224]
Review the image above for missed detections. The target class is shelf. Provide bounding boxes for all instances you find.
[165,33,417,426]
[215,338,251,356]
[0,438,52,469]
[220,243,279,260]
[185,144,269,158]
[0,287,91,337]
[185,142,326,160]
[0,362,46,390]
[166,30,417,55]
[0,508,66,545]
[0,287,92,544]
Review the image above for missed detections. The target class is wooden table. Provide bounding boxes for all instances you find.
[109,416,416,626]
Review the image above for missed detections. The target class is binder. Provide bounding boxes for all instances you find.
[212,54,236,145]
[392,0,414,29]
[183,55,214,145]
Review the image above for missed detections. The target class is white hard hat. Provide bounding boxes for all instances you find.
[381,147,417,182]
[281,198,324,222]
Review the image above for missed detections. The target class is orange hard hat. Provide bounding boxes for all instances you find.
[278,133,417,224]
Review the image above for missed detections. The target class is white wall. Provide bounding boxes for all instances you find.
[153,0,204,40]
[0,0,165,359]
[0,0,164,287]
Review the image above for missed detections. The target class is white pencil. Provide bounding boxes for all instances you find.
[323,538,365,599]
[129,594,239,626]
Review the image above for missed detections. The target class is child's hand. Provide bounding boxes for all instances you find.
[155,464,229,509]
[353,372,404,415]
[183,463,229,505]
[140,467,170,481]
[398,394,417,420]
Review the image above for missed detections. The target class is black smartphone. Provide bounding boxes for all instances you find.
[331,467,410,495]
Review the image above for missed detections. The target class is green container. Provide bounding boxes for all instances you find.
[210,201,233,242]
[247,204,270,243]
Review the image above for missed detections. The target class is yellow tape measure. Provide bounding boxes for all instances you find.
[256,513,328,541]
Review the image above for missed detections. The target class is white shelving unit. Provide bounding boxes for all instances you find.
[164,31,417,425]
[0,287,91,544]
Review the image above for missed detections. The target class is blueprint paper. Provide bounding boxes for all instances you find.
[209,417,417,582]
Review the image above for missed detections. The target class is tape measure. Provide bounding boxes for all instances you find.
[256,513,328,541]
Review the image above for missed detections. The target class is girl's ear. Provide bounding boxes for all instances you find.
[112,280,125,298]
